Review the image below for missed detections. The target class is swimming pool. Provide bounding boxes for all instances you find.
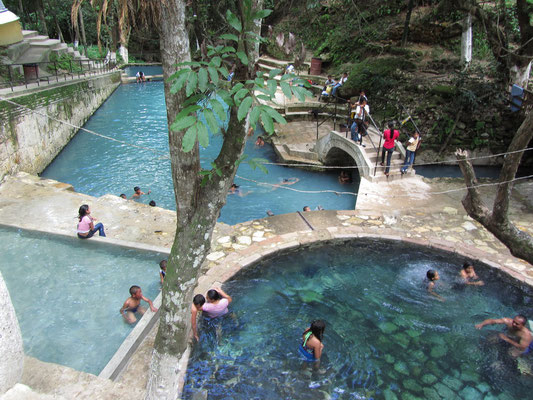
[183,239,532,399]
[0,226,163,375]
[123,65,163,77]
[41,82,358,225]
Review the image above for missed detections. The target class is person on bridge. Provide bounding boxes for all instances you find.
[380,122,400,177]
[350,98,369,146]
[400,131,420,174]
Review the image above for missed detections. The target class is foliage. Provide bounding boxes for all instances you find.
[47,52,82,73]
[169,6,312,182]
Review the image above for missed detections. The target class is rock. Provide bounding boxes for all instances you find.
[442,376,462,391]
[457,122,466,129]
[422,387,441,400]
[393,332,410,349]
[394,361,409,376]
[385,354,395,364]
[206,251,225,261]
[378,322,399,334]
[384,388,398,400]
[430,345,448,358]
[400,392,421,400]
[403,379,422,393]
[406,329,422,338]
[461,221,478,231]
[475,383,490,394]
[434,382,456,399]
[443,207,458,215]
[411,350,427,363]
[460,369,480,383]
[237,236,252,245]
[217,236,231,244]
[421,374,437,385]
[459,386,482,400]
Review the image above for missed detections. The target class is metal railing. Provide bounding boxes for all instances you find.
[1,58,118,92]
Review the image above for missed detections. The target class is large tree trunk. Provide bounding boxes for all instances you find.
[37,0,49,36]
[401,0,415,47]
[79,7,88,56]
[117,0,130,63]
[146,1,252,398]
[461,13,472,67]
[455,109,533,264]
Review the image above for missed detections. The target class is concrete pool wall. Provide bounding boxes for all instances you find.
[0,72,120,181]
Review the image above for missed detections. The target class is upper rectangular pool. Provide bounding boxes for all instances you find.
[0,226,163,375]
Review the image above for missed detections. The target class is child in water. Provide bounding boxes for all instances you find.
[159,260,167,285]
[299,320,326,362]
[426,270,445,301]
[460,261,484,286]
[120,285,158,324]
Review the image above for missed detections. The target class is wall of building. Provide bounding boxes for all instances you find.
[0,73,120,181]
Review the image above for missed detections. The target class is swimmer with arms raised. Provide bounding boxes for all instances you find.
[475,315,532,357]
[299,320,326,363]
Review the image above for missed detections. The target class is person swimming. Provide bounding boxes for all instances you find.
[460,261,484,286]
[299,320,326,362]
[426,269,445,301]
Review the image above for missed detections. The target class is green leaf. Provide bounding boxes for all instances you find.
[248,157,269,174]
[220,33,239,42]
[170,71,189,94]
[208,67,219,85]
[254,77,265,87]
[292,86,313,102]
[170,115,196,132]
[235,154,248,168]
[221,46,236,53]
[236,51,248,65]
[263,106,287,124]
[186,71,198,96]
[180,61,201,67]
[267,79,277,96]
[211,56,221,67]
[210,98,227,121]
[268,68,282,79]
[198,68,208,92]
[168,68,189,81]
[238,96,252,121]
[176,104,201,120]
[234,88,249,104]
[252,9,272,19]
[230,82,244,94]
[226,10,242,32]
[256,94,272,102]
[182,94,204,108]
[204,108,219,134]
[182,125,197,152]
[218,66,229,79]
[261,110,274,134]
[197,121,209,148]
[280,81,292,99]
[249,106,261,127]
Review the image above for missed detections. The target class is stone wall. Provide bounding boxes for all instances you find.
[0,73,120,181]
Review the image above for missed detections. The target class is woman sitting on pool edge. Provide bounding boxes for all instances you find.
[299,320,326,362]
[77,204,106,239]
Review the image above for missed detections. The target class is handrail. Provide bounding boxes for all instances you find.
[311,93,349,141]
[1,58,117,92]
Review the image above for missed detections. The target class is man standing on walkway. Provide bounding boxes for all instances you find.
[400,131,420,174]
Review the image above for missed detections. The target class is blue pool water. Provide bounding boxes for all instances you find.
[41,82,358,225]
[184,239,532,399]
[0,226,162,375]
[123,65,163,77]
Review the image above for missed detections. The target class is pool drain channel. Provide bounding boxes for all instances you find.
[297,211,315,231]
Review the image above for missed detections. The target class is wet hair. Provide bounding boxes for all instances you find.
[303,206,310,211]
[207,289,222,301]
[129,285,141,296]
[149,200,156,207]
[426,270,437,281]
[120,193,126,199]
[462,261,473,270]
[516,314,527,325]
[231,183,240,189]
[78,204,89,222]
[310,320,326,342]
[193,294,206,306]
[134,186,140,192]
[159,260,167,269]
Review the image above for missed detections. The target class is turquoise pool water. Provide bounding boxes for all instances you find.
[183,239,532,399]
[124,65,163,77]
[0,226,162,375]
[41,82,358,225]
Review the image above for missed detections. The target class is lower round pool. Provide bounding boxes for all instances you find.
[183,239,533,399]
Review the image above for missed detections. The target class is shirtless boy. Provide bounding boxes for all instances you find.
[120,285,158,324]
[131,186,151,199]
[475,315,532,357]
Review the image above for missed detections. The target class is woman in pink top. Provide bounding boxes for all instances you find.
[380,122,400,177]
[202,288,232,318]
[77,204,106,239]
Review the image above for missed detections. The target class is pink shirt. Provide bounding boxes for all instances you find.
[77,215,92,233]
[202,298,229,318]
[383,129,399,149]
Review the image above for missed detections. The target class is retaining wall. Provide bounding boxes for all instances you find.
[0,72,121,181]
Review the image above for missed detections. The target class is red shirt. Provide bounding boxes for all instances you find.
[383,129,399,149]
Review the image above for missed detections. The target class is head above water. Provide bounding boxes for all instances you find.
[193,294,206,307]
[149,200,156,207]
[207,289,222,302]
[513,315,527,328]
[462,261,474,271]
[129,285,141,296]
[159,260,167,270]
[303,206,311,212]
[120,193,127,199]
[310,319,326,342]
[426,270,439,281]
[134,186,141,193]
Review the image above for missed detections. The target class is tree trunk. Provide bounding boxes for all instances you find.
[117,0,130,63]
[455,109,533,264]
[79,7,87,56]
[510,61,532,89]
[17,0,25,28]
[146,1,258,397]
[37,0,49,36]
[251,0,265,62]
[401,0,415,47]
[461,13,472,67]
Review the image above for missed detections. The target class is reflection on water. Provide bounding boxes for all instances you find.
[183,240,532,399]
[41,82,358,225]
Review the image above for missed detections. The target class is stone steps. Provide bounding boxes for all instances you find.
[22,30,39,39]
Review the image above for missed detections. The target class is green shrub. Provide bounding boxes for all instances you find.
[47,52,82,73]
